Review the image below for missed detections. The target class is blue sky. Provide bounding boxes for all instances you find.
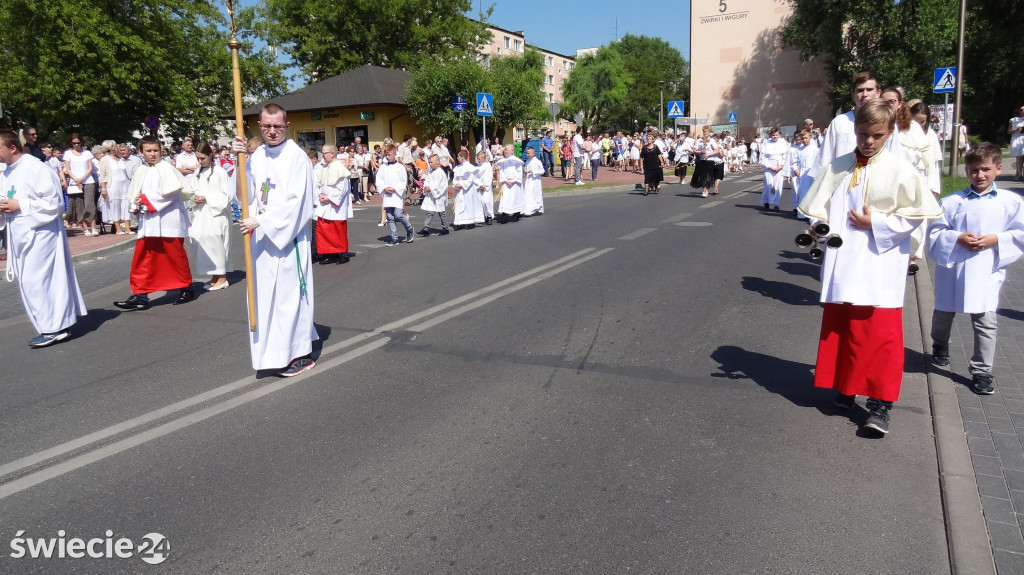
[471,0,691,60]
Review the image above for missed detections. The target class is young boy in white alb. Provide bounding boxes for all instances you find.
[928,143,1024,395]
[789,129,818,218]
[418,154,450,236]
[799,99,941,436]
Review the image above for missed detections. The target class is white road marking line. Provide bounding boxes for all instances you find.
[0,247,599,483]
[0,337,392,501]
[408,248,614,333]
[725,190,746,199]
[663,212,694,223]
[618,228,658,240]
[699,200,724,209]
[674,222,714,227]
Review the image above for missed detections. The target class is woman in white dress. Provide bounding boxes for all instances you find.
[189,142,232,291]
[1010,105,1024,182]
[98,140,132,234]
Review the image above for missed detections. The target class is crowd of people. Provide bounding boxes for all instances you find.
[4,85,1024,433]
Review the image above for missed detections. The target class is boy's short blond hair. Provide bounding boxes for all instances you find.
[854,99,896,131]
[794,129,810,139]
[428,154,439,162]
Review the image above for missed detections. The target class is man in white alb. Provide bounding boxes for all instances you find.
[231,103,318,377]
[0,129,86,348]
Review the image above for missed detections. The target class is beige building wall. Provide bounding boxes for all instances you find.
[689,0,831,139]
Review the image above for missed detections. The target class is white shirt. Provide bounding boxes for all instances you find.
[175,151,200,186]
[376,161,407,209]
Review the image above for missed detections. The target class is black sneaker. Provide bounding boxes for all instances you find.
[404,236,415,243]
[833,393,856,409]
[864,404,891,435]
[278,356,315,377]
[113,294,150,311]
[971,374,995,395]
[418,228,430,236]
[931,345,950,367]
[173,287,197,305]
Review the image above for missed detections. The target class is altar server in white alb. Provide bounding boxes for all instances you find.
[189,142,233,291]
[811,71,899,178]
[928,143,1024,396]
[114,135,196,311]
[523,146,545,216]
[759,127,789,211]
[313,144,352,264]
[418,154,451,236]
[798,100,941,436]
[788,129,818,218]
[475,150,495,225]
[0,130,86,348]
[496,145,525,223]
[231,103,318,377]
[452,150,481,230]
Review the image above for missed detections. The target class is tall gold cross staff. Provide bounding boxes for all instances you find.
[225,0,257,332]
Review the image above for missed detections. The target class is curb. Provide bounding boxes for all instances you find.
[916,267,998,574]
[70,237,137,266]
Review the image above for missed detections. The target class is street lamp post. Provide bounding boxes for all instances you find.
[658,80,666,133]
[948,0,967,176]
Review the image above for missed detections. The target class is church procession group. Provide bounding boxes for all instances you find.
[0,103,547,379]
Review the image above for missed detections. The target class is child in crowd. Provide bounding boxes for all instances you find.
[928,143,1024,395]
[788,129,818,218]
[798,98,941,436]
[114,135,196,310]
[759,127,789,211]
[418,154,450,236]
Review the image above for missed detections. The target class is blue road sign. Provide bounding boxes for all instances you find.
[728,112,738,124]
[666,101,685,118]
[476,93,494,117]
[452,96,467,113]
[933,67,956,94]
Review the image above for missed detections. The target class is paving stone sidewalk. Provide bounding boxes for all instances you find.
[936,173,1024,574]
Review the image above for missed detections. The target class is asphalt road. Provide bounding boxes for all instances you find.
[0,174,950,574]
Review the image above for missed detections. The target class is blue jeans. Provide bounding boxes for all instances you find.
[574,157,582,183]
[541,151,554,175]
[590,156,601,180]
[385,207,413,242]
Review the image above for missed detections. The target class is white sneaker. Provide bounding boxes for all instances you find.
[574,181,585,186]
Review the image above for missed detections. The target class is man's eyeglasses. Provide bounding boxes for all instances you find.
[71,141,82,145]
[260,124,287,131]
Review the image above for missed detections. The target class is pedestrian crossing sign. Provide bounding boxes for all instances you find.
[728,112,738,124]
[933,67,956,94]
[476,93,494,117]
[666,101,685,118]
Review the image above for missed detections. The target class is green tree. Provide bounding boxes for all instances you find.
[405,48,545,144]
[559,34,689,133]
[559,48,631,131]
[779,0,958,115]
[0,0,286,143]
[613,35,689,132]
[405,57,488,139]
[255,0,492,80]
[486,49,547,141]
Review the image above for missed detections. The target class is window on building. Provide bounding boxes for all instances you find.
[513,39,522,52]
[481,55,490,66]
[547,56,554,66]
[548,93,554,103]
[548,75,554,85]
[504,36,510,49]
[558,69,562,76]
[496,47,501,55]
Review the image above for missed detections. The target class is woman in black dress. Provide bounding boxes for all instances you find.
[639,136,665,195]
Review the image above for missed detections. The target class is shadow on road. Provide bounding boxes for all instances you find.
[741,276,820,306]
[73,308,122,337]
[776,261,821,280]
[709,345,834,413]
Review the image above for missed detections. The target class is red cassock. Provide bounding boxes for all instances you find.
[315,219,348,254]
[129,237,192,294]
[814,303,904,402]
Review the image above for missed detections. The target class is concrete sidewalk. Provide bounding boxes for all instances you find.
[919,172,1024,575]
